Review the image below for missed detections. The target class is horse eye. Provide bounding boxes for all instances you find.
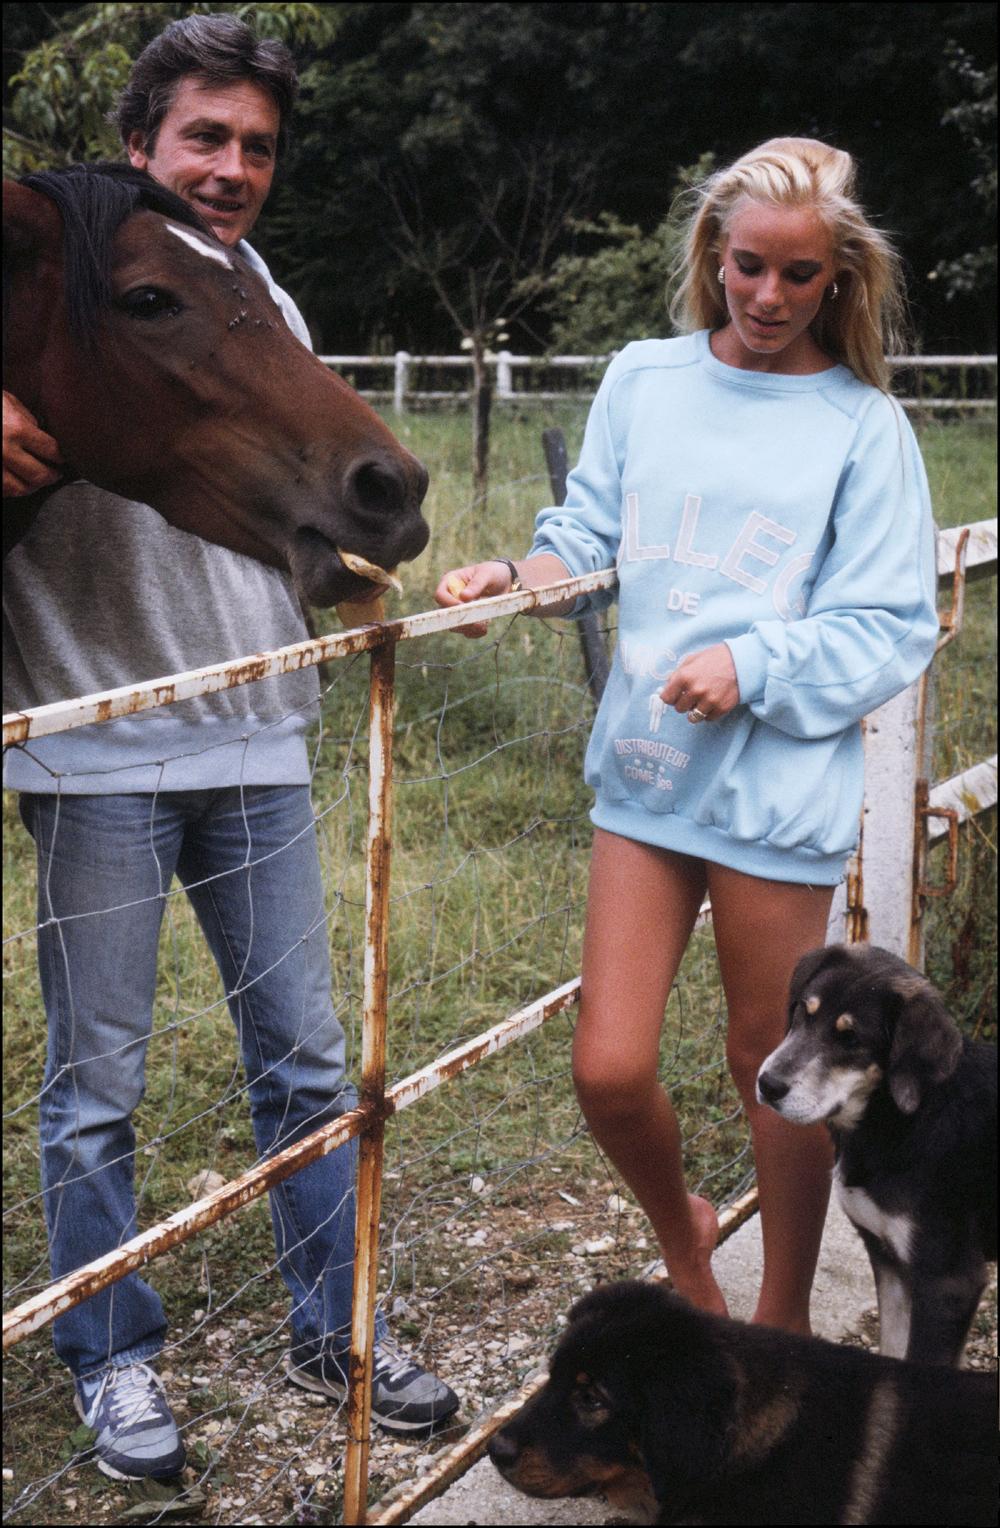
[119,287,182,321]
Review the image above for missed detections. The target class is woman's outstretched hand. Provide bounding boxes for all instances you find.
[433,561,515,638]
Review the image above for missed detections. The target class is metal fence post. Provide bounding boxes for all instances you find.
[861,678,935,959]
[343,638,396,1524]
[827,578,940,961]
[541,427,611,703]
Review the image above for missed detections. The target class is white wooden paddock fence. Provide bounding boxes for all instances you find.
[318,352,998,413]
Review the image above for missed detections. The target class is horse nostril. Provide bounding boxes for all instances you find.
[346,458,407,522]
[487,1430,520,1466]
[757,1070,789,1105]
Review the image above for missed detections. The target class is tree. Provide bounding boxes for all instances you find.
[260,2,612,498]
[383,138,595,506]
[253,1,999,354]
[927,40,996,337]
[534,157,715,357]
[6,2,997,353]
[3,2,343,176]
[262,3,620,353]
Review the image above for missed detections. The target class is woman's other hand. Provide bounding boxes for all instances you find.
[661,643,740,723]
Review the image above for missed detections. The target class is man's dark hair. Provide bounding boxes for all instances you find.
[112,13,298,157]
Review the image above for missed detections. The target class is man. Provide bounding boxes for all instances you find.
[3,13,457,1482]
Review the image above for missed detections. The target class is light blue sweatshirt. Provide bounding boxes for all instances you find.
[528,330,939,884]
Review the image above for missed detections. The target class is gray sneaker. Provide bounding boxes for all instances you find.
[284,1335,460,1434]
[74,1361,186,1480]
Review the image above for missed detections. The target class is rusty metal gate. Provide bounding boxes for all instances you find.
[3,520,996,1522]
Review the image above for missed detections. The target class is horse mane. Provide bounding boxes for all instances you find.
[16,162,218,347]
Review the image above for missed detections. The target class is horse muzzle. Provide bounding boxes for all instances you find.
[286,464,429,608]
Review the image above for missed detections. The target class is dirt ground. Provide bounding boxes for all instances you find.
[3,1184,996,1527]
[2,1178,651,1525]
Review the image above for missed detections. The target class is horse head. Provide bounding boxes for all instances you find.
[2,164,429,607]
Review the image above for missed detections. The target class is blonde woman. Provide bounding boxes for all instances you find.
[435,138,938,1332]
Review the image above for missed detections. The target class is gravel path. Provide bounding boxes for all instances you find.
[405,1195,997,1526]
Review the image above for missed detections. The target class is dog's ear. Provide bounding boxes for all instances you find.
[788,945,835,1015]
[887,976,962,1113]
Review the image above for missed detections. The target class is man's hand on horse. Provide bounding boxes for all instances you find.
[3,391,64,497]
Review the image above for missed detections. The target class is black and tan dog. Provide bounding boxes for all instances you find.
[488,1281,998,1526]
[756,942,996,1365]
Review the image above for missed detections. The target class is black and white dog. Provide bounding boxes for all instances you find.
[757,943,996,1366]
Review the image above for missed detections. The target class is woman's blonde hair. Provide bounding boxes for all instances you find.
[669,137,909,390]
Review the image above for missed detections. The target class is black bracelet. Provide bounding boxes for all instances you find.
[491,557,523,593]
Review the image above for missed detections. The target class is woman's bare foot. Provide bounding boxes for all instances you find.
[662,1195,729,1316]
[751,1301,812,1336]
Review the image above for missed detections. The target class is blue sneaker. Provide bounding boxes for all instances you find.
[74,1361,186,1480]
[284,1335,460,1434]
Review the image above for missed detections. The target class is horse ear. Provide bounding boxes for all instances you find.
[3,181,62,261]
[887,976,962,1113]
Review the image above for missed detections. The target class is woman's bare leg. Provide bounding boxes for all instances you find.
[706,863,835,1334]
[573,830,727,1314]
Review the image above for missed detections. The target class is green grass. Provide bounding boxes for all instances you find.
[913,417,997,1033]
[2,411,995,1522]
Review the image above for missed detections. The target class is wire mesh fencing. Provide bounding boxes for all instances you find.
[3,575,756,1527]
[4,415,995,1524]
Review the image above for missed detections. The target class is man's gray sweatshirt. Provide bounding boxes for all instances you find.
[3,244,322,795]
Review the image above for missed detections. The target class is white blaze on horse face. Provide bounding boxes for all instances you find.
[166,223,234,269]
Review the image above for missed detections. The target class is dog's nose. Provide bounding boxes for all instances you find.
[487,1430,520,1467]
[757,1069,790,1105]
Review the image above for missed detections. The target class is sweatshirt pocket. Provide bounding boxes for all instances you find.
[584,669,730,814]
[697,720,863,857]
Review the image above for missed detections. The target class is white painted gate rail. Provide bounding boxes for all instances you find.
[2,518,996,1523]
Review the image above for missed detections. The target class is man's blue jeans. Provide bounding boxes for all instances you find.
[21,786,380,1379]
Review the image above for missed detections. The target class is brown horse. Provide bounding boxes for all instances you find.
[3,164,429,607]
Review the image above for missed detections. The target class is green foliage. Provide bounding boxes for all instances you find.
[533,156,715,355]
[279,1,998,353]
[5,32,131,171]
[940,41,996,214]
[3,4,998,350]
[533,211,676,354]
[262,1,620,351]
[928,40,997,303]
[2,2,344,176]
